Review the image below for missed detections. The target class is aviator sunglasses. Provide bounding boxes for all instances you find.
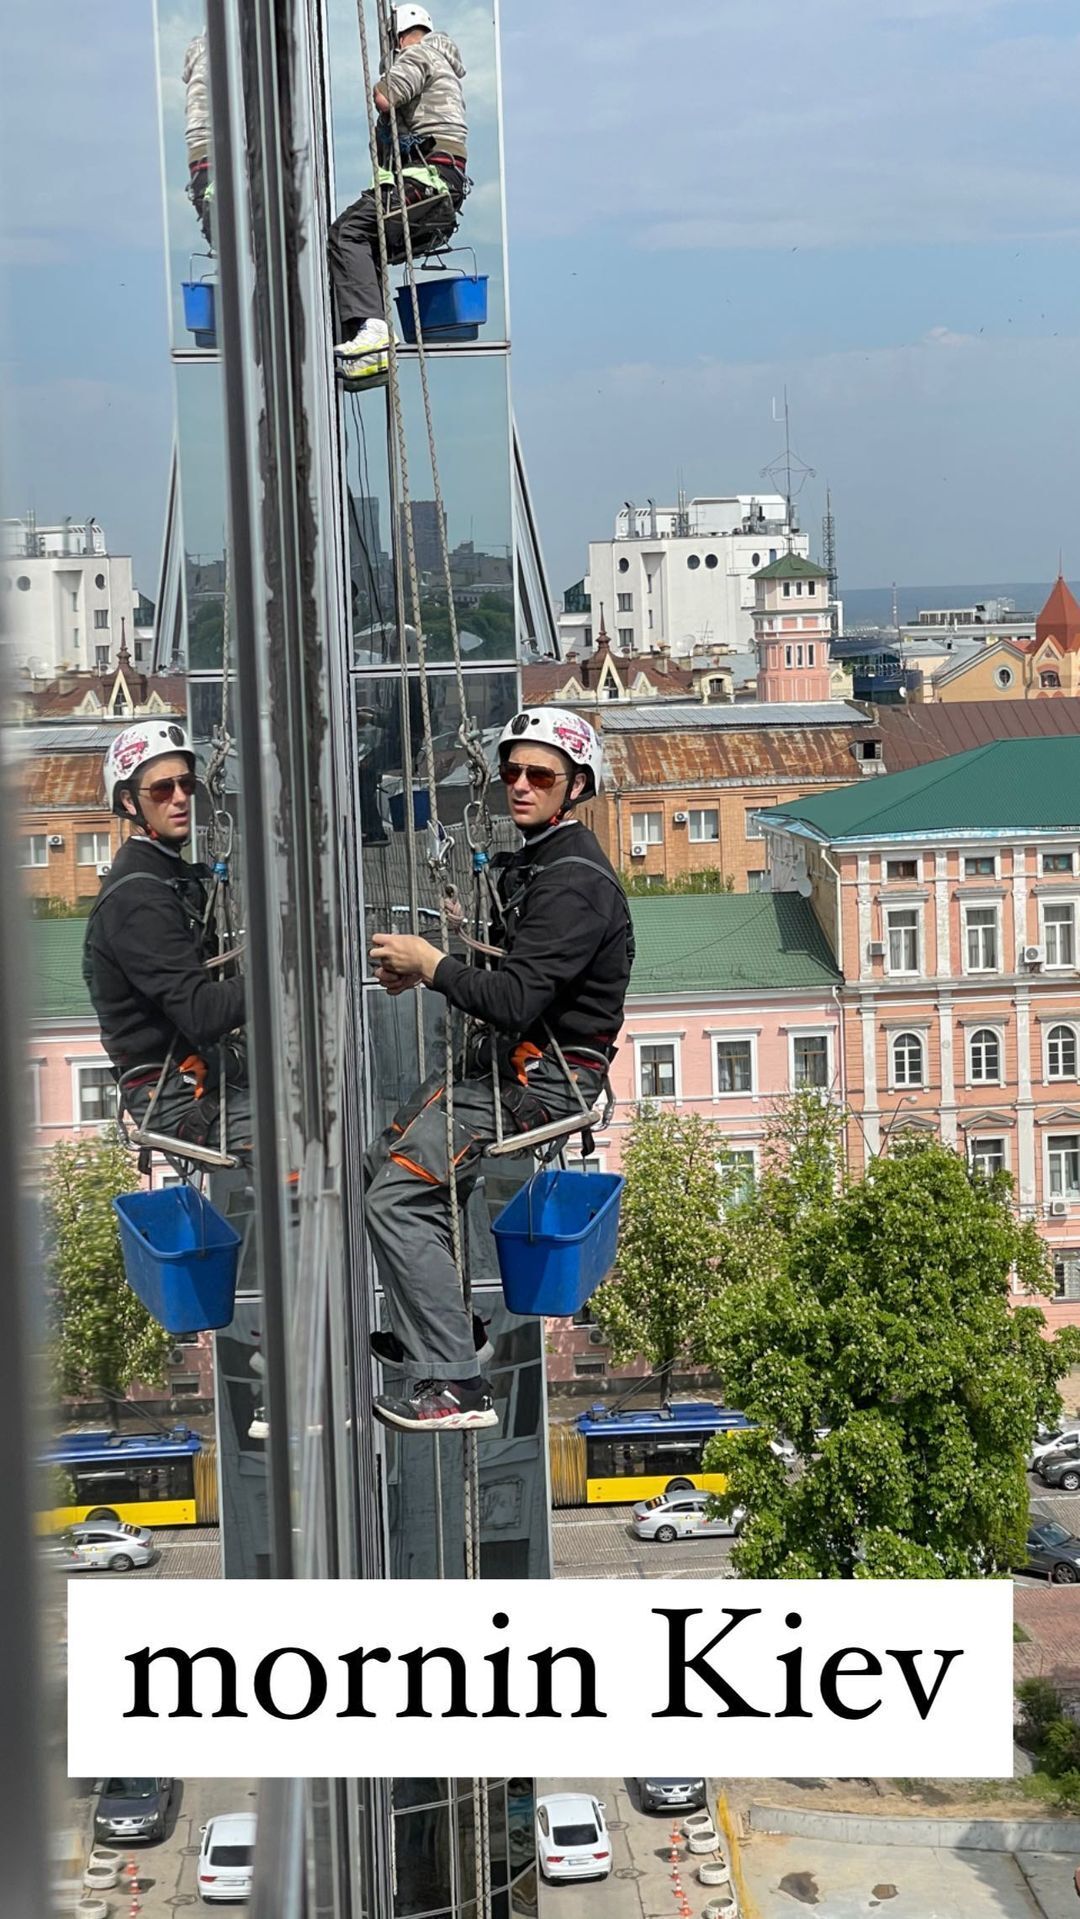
[141,773,197,804]
[497,760,570,793]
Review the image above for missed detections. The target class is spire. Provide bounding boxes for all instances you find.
[117,616,131,667]
[1036,572,1080,654]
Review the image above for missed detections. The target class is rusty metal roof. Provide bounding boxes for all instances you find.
[869,698,1080,772]
[20,754,108,809]
[604,725,864,790]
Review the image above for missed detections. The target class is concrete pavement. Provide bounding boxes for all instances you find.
[67,1775,257,1915]
[739,1830,1074,1918]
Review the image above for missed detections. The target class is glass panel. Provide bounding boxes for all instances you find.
[156,8,219,356]
[327,0,509,340]
[394,1780,451,1812]
[395,1801,454,1917]
[175,359,229,671]
[344,357,516,667]
[357,669,519,949]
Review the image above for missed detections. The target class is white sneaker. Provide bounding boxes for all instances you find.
[334,318,392,362]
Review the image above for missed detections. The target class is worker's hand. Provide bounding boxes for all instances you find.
[374,87,390,113]
[370,932,443,988]
[375,964,422,997]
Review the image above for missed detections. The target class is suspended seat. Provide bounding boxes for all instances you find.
[123,1122,239,1172]
[485,1104,605,1159]
[491,1165,624,1318]
[113,1185,241,1335]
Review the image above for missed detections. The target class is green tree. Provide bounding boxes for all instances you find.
[590,1108,740,1401]
[699,1099,1080,1577]
[44,1134,172,1405]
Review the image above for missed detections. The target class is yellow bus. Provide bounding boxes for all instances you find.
[549,1401,751,1507]
[43,1428,218,1531]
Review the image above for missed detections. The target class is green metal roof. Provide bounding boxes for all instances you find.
[629,893,841,996]
[752,552,830,581]
[27,919,96,1021]
[759,738,1080,843]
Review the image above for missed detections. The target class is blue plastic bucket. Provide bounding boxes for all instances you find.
[182,280,216,342]
[113,1185,240,1335]
[396,274,489,344]
[491,1168,624,1317]
[389,788,432,832]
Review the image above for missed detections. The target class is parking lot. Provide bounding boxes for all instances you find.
[64,1776,257,1915]
[536,1777,723,1918]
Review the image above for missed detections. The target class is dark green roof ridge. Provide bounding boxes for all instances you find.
[629,893,841,996]
[759,737,1080,841]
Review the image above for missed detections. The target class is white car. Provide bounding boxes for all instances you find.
[632,1489,745,1543]
[535,1793,611,1882]
[50,1520,156,1573]
[197,1812,257,1903]
[1029,1424,1080,1472]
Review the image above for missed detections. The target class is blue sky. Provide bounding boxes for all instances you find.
[2,0,1078,596]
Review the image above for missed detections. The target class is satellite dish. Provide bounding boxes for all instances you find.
[796,876,813,898]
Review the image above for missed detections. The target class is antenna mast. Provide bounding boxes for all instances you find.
[822,486,839,638]
[762,386,815,551]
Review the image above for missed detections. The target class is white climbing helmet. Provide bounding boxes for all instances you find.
[496,706,604,800]
[394,3,433,35]
[103,720,196,814]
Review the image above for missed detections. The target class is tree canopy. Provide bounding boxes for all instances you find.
[44,1134,172,1404]
[700,1093,1079,1578]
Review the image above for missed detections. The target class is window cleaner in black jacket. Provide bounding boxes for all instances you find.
[366,707,633,1434]
[83,721,251,1158]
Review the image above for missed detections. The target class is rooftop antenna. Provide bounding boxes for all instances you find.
[762,387,815,549]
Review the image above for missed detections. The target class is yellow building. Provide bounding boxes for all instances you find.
[929,575,1080,701]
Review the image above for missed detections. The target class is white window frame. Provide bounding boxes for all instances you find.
[20,835,48,868]
[1053,1248,1080,1301]
[1041,899,1077,970]
[890,1030,926,1090]
[969,1135,1007,1179]
[963,852,998,879]
[712,1033,757,1098]
[967,1026,1003,1086]
[1047,1132,1080,1202]
[885,905,921,976]
[1046,1023,1080,1082]
[76,829,112,867]
[630,810,663,845]
[688,807,719,844]
[963,902,1000,975]
[25,1061,43,1126]
[717,1145,757,1207]
[789,1029,832,1092]
[70,1059,117,1129]
[633,1034,681,1103]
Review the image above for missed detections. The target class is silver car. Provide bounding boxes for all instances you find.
[632,1490,745,1543]
[51,1520,156,1573]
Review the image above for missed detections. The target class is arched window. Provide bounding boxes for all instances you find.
[892,1032,924,1087]
[969,1028,1001,1083]
[1041,670,1061,689]
[1047,1024,1078,1080]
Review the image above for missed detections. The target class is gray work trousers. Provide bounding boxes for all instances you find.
[363,1051,604,1382]
[121,1041,253,1159]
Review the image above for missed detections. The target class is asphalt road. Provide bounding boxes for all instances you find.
[553,1486,1080,1585]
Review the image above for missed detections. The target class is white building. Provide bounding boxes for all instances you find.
[0,517,136,676]
[579,494,812,659]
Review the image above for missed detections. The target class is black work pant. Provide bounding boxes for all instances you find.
[328,168,465,335]
[189,159,213,248]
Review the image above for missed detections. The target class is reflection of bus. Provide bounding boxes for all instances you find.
[43,1429,218,1531]
[548,1402,752,1507]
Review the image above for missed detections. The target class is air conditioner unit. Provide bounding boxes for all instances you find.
[47,833,64,849]
[1049,1198,1069,1218]
[96,861,111,877]
[672,811,688,825]
[1023,944,1045,966]
[168,1347,186,1368]
[867,940,886,960]
[630,843,647,858]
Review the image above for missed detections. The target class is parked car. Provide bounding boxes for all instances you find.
[632,1490,745,1544]
[1029,1423,1080,1472]
[52,1520,155,1574]
[198,1811,257,1903]
[535,1793,611,1883]
[94,1778,173,1844]
[1024,1521,1080,1583]
[636,1777,707,1815]
[1036,1434,1080,1492]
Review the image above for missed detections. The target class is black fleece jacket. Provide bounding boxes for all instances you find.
[83,835,246,1073]
[430,820,632,1050]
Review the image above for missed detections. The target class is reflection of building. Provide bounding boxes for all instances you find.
[400,498,443,574]
[1,516,137,676]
